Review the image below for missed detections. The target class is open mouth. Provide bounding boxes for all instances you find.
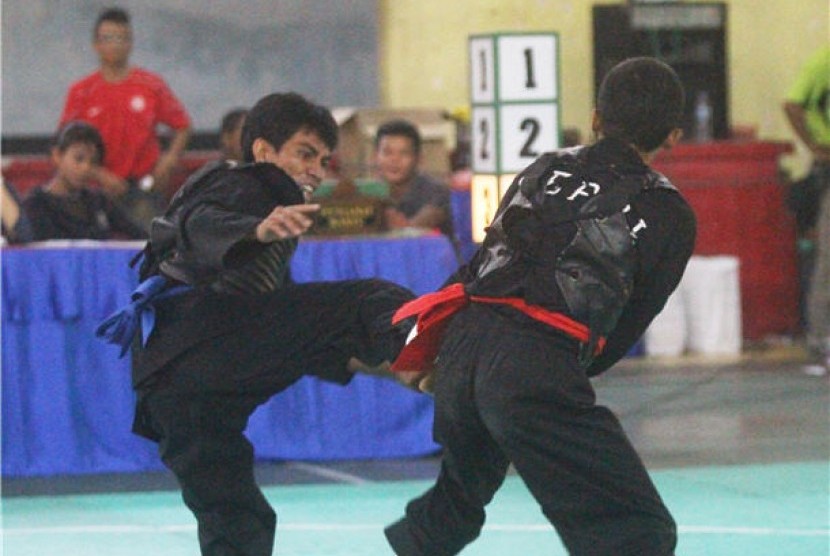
[300,184,315,199]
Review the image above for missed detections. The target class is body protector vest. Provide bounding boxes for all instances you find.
[469,145,676,366]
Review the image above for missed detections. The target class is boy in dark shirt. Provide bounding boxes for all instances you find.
[22,122,146,241]
[385,57,696,555]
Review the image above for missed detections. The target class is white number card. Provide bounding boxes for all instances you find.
[469,37,496,104]
[470,175,500,243]
[497,35,558,102]
[471,106,498,173]
[499,104,559,173]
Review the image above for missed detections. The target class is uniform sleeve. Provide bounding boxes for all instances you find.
[178,202,263,272]
[587,189,697,376]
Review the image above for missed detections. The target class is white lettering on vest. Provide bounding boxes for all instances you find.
[630,218,647,239]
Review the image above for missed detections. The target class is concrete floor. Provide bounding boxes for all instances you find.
[4,345,827,496]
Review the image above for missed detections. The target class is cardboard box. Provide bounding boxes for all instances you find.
[332,107,454,180]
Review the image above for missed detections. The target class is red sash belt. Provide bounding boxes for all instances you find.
[390,282,605,373]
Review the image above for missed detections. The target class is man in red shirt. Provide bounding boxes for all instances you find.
[59,6,191,230]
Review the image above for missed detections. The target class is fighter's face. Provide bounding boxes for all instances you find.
[257,129,332,202]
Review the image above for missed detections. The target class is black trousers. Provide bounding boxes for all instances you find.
[137,279,415,556]
[385,305,676,556]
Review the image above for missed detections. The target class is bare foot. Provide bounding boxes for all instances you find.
[347,357,393,377]
[347,358,428,393]
[417,373,434,395]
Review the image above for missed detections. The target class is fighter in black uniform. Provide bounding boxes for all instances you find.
[385,57,697,555]
[98,92,415,556]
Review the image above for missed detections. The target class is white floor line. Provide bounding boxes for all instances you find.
[284,462,373,485]
[678,525,830,537]
[3,523,828,538]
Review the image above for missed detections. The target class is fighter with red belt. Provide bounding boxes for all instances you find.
[385,57,697,556]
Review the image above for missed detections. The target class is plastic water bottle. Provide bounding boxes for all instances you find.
[693,91,713,143]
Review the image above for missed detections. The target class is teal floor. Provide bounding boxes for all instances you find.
[3,351,828,555]
[3,461,827,555]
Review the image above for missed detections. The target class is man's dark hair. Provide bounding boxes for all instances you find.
[374,119,422,154]
[94,7,131,37]
[596,57,685,152]
[220,108,248,136]
[241,93,338,163]
[54,121,106,163]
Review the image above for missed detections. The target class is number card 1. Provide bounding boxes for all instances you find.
[499,103,559,173]
[497,34,558,102]
[469,37,496,104]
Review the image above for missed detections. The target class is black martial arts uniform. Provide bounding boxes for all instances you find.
[125,161,414,556]
[385,137,697,555]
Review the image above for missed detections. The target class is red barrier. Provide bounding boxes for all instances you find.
[2,151,217,201]
[652,141,798,340]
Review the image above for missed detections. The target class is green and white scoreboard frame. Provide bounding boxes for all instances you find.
[469,32,561,242]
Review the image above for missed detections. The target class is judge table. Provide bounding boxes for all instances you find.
[2,234,458,477]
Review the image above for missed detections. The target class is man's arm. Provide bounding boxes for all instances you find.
[151,73,193,193]
[91,166,129,198]
[783,102,830,162]
[152,126,191,192]
[587,191,697,376]
[408,204,450,229]
[1,182,22,237]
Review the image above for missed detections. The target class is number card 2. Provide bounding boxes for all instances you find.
[499,103,559,173]
[471,106,498,173]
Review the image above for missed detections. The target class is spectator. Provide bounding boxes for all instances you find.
[22,122,147,241]
[219,108,248,163]
[784,46,830,374]
[58,6,191,231]
[374,119,456,243]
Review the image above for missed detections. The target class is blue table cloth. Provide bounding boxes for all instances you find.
[2,235,457,477]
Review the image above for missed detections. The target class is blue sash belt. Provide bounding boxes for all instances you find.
[95,275,192,358]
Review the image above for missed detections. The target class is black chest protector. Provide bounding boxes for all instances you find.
[470,146,674,365]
